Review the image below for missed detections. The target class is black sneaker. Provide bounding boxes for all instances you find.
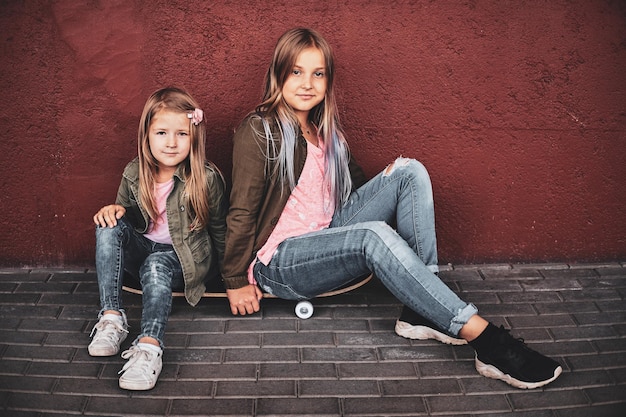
[473,324,562,389]
[395,306,467,345]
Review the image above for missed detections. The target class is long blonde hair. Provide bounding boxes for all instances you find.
[137,87,209,230]
[255,28,352,209]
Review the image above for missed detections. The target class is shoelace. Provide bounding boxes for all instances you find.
[493,326,534,367]
[119,346,157,375]
[89,319,129,339]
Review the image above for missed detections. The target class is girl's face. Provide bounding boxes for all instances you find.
[148,109,191,181]
[282,47,327,125]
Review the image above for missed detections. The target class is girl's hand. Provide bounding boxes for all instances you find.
[93,204,126,228]
[226,285,263,315]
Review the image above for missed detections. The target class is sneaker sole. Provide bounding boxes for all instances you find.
[395,320,467,345]
[119,378,158,391]
[475,355,563,389]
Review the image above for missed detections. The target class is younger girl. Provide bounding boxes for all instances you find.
[89,87,227,391]
[222,28,562,390]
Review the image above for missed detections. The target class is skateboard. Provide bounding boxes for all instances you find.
[122,274,372,319]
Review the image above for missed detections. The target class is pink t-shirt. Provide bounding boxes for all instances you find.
[248,140,334,284]
[144,179,175,245]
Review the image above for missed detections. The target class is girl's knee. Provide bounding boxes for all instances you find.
[360,221,399,244]
[384,157,431,188]
[139,255,174,286]
[95,217,129,240]
[384,157,428,176]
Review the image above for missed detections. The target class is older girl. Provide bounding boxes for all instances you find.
[222,28,562,390]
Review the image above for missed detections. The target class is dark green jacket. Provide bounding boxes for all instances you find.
[116,158,227,306]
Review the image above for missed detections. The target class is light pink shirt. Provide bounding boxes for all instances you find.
[248,140,333,284]
[144,179,174,245]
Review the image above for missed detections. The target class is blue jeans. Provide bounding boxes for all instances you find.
[253,158,477,336]
[95,217,184,347]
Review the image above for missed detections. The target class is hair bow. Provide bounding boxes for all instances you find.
[188,108,203,125]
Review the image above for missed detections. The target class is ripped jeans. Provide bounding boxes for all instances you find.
[95,217,184,347]
[253,158,477,336]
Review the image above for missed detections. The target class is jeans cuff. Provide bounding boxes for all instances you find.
[448,303,478,336]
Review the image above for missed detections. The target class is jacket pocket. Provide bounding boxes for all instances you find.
[187,231,211,263]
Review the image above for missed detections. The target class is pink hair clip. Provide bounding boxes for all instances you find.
[188,108,203,125]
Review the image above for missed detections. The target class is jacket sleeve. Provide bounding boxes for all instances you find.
[222,117,270,289]
[348,153,368,189]
[205,163,228,270]
[114,159,146,231]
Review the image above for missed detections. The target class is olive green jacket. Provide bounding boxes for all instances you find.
[222,115,367,289]
[116,158,228,306]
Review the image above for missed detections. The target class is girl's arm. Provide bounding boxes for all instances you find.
[222,116,271,289]
[94,168,133,228]
[205,162,228,268]
[348,153,368,189]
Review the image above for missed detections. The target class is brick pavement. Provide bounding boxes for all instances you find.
[1,263,625,416]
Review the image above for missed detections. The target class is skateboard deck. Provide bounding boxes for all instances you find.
[122,274,372,299]
[122,274,373,319]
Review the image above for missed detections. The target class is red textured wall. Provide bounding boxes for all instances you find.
[1,1,624,267]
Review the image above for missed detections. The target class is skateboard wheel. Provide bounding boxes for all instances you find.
[295,301,314,319]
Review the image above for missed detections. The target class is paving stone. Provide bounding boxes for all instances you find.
[0,294,39,305]
[559,288,621,301]
[189,333,261,348]
[299,379,380,397]
[427,393,510,413]
[338,362,418,379]
[257,397,340,416]
[0,330,47,345]
[170,398,254,416]
[14,282,75,293]
[149,379,214,397]
[166,348,223,364]
[343,396,428,415]
[216,380,296,397]
[260,363,337,379]
[2,345,74,362]
[378,345,455,361]
[499,292,562,303]
[5,392,87,414]
[460,280,524,292]
[0,359,29,375]
[567,352,626,370]
[0,272,50,282]
[261,332,335,347]
[520,279,583,291]
[86,395,168,416]
[302,347,377,362]
[381,377,462,395]
[0,375,56,393]
[584,384,626,404]
[541,269,599,278]
[554,403,626,417]
[481,268,543,279]
[27,361,101,378]
[551,325,618,341]
[508,389,589,410]
[178,363,258,380]
[225,347,298,363]
[336,331,411,346]
[298,319,370,332]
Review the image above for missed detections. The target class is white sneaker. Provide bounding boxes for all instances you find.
[88,313,129,356]
[118,344,163,390]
